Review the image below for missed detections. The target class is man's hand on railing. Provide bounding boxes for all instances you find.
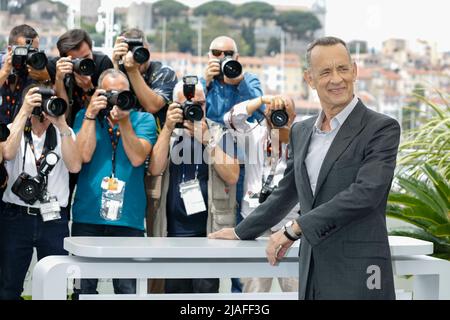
[208,228,238,240]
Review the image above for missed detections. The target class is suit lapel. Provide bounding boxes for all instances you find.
[296,120,315,206]
[313,101,367,200]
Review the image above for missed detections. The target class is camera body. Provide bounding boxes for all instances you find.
[72,58,96,76]
[32,88,67,118]
[0,123,10,142]
[215,56,242,81]
[175,76,204,128]
[12,152,60,205]
[98,90,136,119]
[258,184,275,204]
[11,39,47,73]
[270,109,289,127]
[124,38,150,64]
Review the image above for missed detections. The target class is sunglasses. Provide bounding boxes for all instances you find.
[210,49,235,57]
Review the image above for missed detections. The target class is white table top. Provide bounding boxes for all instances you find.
[64,236,433,259]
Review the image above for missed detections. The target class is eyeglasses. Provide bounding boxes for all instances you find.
[210,49,235,57]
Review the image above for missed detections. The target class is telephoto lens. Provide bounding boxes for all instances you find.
[72,58,96,76]
[270,109,289,127]
[104,90,136,111]
[124,38,150,64]
[37,88,68,117]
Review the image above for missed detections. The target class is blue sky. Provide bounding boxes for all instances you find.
[59,0,450,52]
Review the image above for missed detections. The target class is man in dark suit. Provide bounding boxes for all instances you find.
[209,36,401,300]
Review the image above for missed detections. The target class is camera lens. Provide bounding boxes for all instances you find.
[112,91,135,111]
[222,58,242,79]
[73,58,95,76]
[184,103,203,122]
[27,51,48,70]
[270,109,289,127]
[132,47,150,64]
[43,97,67,117]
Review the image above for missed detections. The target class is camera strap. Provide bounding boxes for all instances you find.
[22,122,57,172]
[107,124,121,177]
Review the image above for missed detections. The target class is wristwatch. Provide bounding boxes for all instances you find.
[59,129,72,138]
[284,220,301,241]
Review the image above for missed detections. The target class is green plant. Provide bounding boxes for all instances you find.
[387,92,450,260]
[397,90,450,179]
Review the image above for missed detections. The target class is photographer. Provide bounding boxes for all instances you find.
[0,25,52,125]
[149,77,239,294]
[71,69,156,297]
[0,85,81,300]
[112,28,177,129]
[48,29,113,127]
[223,94,299,293]
[202,36,264,292]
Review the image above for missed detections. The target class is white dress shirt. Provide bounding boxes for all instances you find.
[304,96,358,195]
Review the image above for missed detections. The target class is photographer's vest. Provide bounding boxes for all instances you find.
[152,120,237,237]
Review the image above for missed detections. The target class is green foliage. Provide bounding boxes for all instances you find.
[266,36,281,55]
[233,1,275,21]
[241,23,255,56]
[193,1,236,17]
[387,93,450,260]
[276,11,321,39]
[153,0,188,20]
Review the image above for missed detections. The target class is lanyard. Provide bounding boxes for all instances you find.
[182,165,199,183]
[2,76,25,123]
[107,124,121,177]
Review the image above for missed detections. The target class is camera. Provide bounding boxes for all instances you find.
[270,109,289,127]
[100,90,136,111]
[215,56,242,81]
[175,75,204,128]
[12,152,60,205]
[32,88,67,118]
[0,123,10,142]
[72,58,96,76]
[11,39,47,73]
[97,90,136,120]
[124,38,150,64]
[258,184,275,204]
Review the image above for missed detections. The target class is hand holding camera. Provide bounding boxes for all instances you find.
[86,89,108,117]
[95,89,136,120]
[22,87,43,114]
[175,76,204,129]
[56,56,96,82]
[0,48,13,78]
[165,103,184,131]
[11,39,47,75]
[114,37,150,67]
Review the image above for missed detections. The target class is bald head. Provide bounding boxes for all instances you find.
[209,36,238,59]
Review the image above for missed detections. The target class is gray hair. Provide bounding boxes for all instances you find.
[98,68,130,89]
[305,36,351,69]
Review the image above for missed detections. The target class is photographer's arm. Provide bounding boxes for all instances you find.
[3,88,41,160]
[210,145,239,185]
[126,68,166,113]
[0,49,12,87]
[46,115,81,173]
[117,113,152,167]
[75,90,105,163]
[149,103,182,175]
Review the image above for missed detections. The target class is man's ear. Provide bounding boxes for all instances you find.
[304,70,315,89]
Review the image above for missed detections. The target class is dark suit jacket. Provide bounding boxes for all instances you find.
[235,100,401,300]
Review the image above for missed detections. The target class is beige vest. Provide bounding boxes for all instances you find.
[152,121,237,237]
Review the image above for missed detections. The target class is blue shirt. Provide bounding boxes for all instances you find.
[166,131,237,237]
[201,72,265,125]
[72,109,157,231]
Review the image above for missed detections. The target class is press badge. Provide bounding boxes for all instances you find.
[100,176,126,221]
[179,179,206,215]
[40,195,61,222]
